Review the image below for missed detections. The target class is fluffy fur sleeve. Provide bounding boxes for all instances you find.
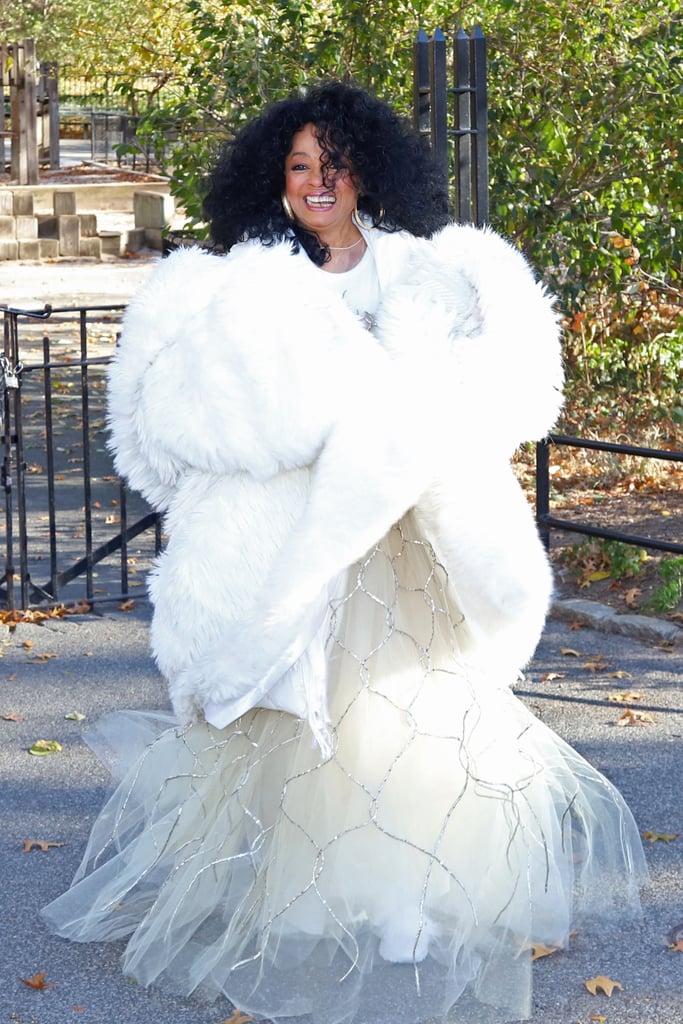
[374,223,564,456]
[107,243,425,510]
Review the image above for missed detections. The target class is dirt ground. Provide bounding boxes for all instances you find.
[546,487,683,618]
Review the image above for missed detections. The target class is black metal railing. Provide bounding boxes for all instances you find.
[536,435,683,554]
[413,27,488,226]
[1,303,162,610]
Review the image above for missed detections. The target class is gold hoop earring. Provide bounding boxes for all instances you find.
[281,193,295,222]
[353,205,385,230]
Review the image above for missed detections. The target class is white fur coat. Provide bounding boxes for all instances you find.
[107,223,563,731]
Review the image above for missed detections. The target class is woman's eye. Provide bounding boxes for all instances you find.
[291,163,307,171]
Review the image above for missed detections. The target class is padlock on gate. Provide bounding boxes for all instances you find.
[0,355,23,391]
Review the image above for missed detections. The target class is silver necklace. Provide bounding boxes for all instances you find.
[328,235,364,251]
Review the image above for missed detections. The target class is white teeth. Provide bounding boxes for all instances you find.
[306,195,335,207]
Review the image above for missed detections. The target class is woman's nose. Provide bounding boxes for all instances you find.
[308,163,325,187]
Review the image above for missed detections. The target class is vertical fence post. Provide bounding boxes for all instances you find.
[453,29,473,224]
[429,30,449,188]
[413,29,430,137]
[471,27,489,225]
[536,439,551,551]
[1,312,17,610]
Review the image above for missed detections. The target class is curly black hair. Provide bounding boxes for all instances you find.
[203,81,449,266]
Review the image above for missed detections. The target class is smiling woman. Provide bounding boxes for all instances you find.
[282,124,364,270]
[42,80,647,1024]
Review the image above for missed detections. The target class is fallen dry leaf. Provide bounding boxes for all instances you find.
[29,739,63,756]
[529,942,562,961]
[23,839,65,853]
[642,831,679,845]
[585,569,612,582]
[0,603,92,627]
[623,587,642,608]
[607,690,645,703]
[561,647,582,657]
[582,656,611,674]
[541,672,566,682]
[584,974,623,997]
[118,599,136,611]
[670,939,683,952]
[27,652,58,663]
[220,1012,254,1024]
[588,1017,607,1023]
[615,709,655,727]
[1,711,23,721]
[515,938,563,960]
[20,971,56,989]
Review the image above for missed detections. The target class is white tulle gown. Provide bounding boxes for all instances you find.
[42,513,647,1023]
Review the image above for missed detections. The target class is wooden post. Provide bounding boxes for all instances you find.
[22,39,39,184]
[0,45,8,175]
[10,39,39,185]
[40,61,60,169]
[48,65,60,169]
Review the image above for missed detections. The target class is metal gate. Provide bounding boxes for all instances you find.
[1,302,161,610]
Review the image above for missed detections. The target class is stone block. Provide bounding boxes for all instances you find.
[0,216,16,238]
[144,228,164,251]
[99,231,123,257]
[0,191,13,215]
[58,214,81,257]
[79,236,102,258]
[134,190,174,230]
[79,213,98,237]
[13,191,34,216]
[54,191,77,216]
[39,238,60,259]
[18,238,41,259]
[15,215,38,239]
[123,227,145,252]
[37,215,58,237]
[0,239,19,260]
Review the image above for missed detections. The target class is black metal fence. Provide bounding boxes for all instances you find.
[1,303,161,610]
[413,27,488,225]
[57,69,173,169]
[536,436,683,555]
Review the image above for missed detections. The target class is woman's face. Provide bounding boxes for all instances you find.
[283,124,360,242]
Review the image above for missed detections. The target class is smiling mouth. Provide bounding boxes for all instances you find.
[305,193,335,209]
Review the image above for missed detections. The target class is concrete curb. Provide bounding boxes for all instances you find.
[551,596,682,644]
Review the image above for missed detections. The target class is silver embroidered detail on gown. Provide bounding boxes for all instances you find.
[42,513,647,1024]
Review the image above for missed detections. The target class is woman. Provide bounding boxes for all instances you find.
[42,82,646,1024]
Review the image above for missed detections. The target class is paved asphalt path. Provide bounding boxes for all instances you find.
[0,600,681,1024]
